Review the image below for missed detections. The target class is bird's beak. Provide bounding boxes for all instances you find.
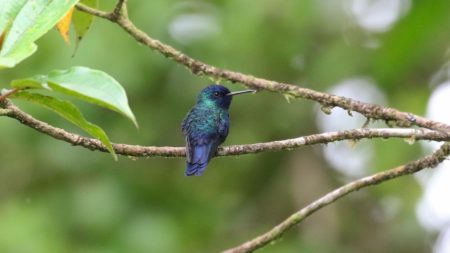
[226,89,257,96]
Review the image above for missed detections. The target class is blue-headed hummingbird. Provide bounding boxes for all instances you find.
[181,85,256,176]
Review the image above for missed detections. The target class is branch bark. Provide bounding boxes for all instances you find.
[222,142,450,253]
[112,0,128,19]
[1,100,448,158]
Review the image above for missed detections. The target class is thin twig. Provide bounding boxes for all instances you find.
[75,3,113,20]
[0,100,447,158]
[222,142,450,253]
[112,0,128,19]
[75,2,450,133]
[0,88,19,101]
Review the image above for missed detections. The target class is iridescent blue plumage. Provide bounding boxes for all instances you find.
[181,85,255,176]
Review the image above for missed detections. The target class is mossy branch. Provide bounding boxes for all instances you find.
[76,2,450,133]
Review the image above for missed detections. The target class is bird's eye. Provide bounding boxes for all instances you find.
[213,92,220,97]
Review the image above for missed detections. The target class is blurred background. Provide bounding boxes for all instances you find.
[1,0,450,252]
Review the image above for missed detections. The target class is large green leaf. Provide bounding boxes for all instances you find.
[73,0,98,54]
[0,0,78,69]
[11,66,138,127]
[11,91,117,160]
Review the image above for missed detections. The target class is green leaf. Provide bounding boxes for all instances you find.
[11,66,138,127]
[0,0,78,69]
[11,91,117,160]
[0,0,27,37]
[73,0,98,55]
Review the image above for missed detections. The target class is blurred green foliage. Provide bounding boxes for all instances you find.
[0,0,449,252]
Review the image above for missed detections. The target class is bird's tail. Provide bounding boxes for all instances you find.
[185,144,214,176]
[185,161,208,176]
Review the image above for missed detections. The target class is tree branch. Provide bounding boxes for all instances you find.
[222,142,450,253]
[75,3,450,133]
[0,100,448,158]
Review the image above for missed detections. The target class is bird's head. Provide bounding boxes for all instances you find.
[197,85,255,109]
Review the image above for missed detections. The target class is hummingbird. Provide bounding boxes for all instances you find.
[181,85,256,176]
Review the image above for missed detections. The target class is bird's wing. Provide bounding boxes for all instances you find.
[182,108,196,163]
[217,111,230,140]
